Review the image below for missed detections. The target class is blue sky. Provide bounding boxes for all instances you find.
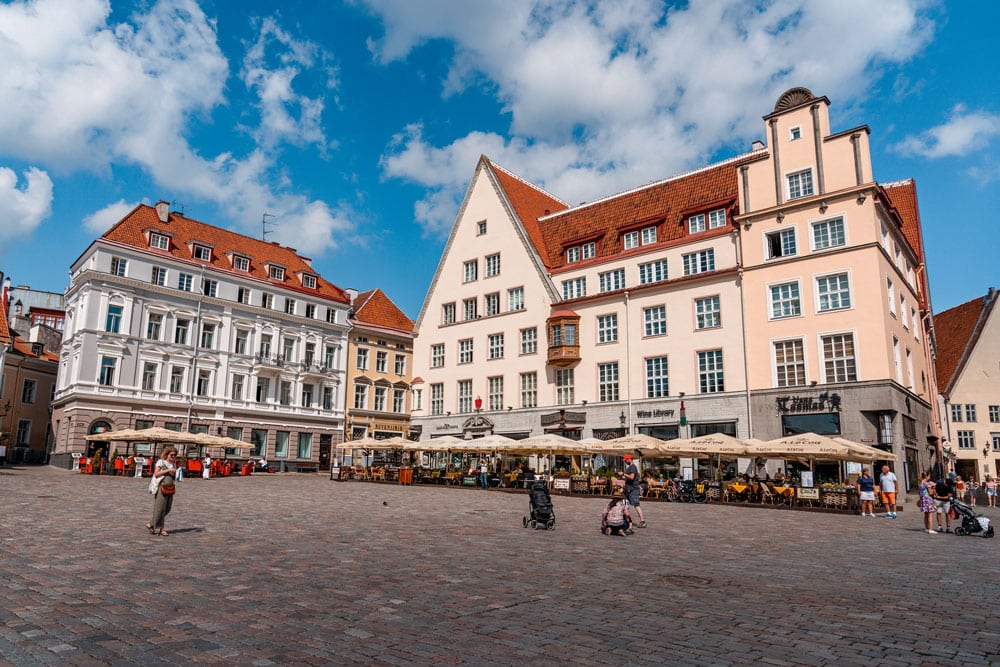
[0,0,997,319]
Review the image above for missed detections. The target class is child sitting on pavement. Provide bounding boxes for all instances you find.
[601,497,633,536]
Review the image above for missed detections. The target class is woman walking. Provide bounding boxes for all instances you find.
[986,476,997,508]
[147,447,178,537]
[918,471,937,534]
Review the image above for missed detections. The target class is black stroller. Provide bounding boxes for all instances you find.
[522,480,555,530]
[950,498,994,537]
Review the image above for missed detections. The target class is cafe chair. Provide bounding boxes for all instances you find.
[759,483,779,505]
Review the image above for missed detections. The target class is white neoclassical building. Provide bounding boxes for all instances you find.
[50,201,351,471]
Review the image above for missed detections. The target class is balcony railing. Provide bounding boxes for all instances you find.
[255,353,284,368]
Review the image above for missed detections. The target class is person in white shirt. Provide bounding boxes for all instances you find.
[879,465,898,518]
[203,454,211,480]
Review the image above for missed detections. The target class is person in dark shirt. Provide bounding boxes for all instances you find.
[932,477,954,533]
[856,468,876,517]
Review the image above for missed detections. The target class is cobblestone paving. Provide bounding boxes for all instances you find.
[1,465,999,666]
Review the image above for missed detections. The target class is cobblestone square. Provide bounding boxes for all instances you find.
[2,466,999,665]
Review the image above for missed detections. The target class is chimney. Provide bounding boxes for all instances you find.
[345,288,358,304]
[751,140,765,151]
[155,200,170,223]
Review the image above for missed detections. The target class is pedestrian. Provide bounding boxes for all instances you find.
[857,467,877,517]
[967,478,977,507]
[954,476,967,503]
[601,497,632,537]
[879,464,899,519]
[621,454,646,529]
[918,471,937,534]
[986,476,997,508]
[202,453,211,479]
[479,457,489,490]
[932,474,954,533]
[147,447,178,537]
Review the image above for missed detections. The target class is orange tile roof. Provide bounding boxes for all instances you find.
[880,179,931,310]
[102,204,350,304]
[352,288,414,334]
[933,290,997,395]
[11,338,59,361]
[486,158,567,262]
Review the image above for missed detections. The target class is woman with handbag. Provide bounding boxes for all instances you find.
[147,447,178,536]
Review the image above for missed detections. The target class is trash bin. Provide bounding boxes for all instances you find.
[398,467,413,485]
[242,462,253,476]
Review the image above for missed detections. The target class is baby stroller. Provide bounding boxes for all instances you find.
[522,480,555,530]
[950,498,994,537]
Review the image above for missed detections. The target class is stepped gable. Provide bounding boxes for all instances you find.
[352,288,414,334]
[933,292,997,395]
[534,157,747,272]
[486,159,567,264]
[880,179,925,264]
[102,204,350,303]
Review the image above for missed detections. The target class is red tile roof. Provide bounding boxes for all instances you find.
[352,289,414,334]
[488,153,758,272]
[881,179,931,310]
[933,290,997,395]
[102,204,350,304]
[11,338,59,361]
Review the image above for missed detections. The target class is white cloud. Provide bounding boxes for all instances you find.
[0,165,53,246]
[893,104,1000,159]
[83,199,137,234]
[0,0,352,257]
[366,0,934,235]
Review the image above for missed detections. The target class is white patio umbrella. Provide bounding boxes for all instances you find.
[832,437,899,462]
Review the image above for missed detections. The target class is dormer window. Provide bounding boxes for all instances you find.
[193,245,212,261]
[566,247,580,263]
[622,230,639,250]
[302,274,317,289]
[690,208,727,234]
[708,209,726,229]
[149,232,170,250]
[269,265,285,281]
[641,226,657,245]
[233,255,250,272]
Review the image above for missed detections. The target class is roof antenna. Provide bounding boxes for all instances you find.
[171,200,185,215]
[262,212,277,241]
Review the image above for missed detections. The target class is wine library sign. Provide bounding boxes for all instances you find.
[775,392,842,414]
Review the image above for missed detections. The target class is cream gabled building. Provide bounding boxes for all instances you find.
[412,88,940,488]
[51,202,351,471]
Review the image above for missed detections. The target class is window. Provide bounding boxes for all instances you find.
[170,366,185,393]
[458,380,473,413]
[562,277,586,299]
[488,333,504,359]
[787,169,814,199]
[521,372,537,408]
[951,404,963,423]
[431,344,445,368]
[110,257,127,276]
[622,230,639,249]
[274,431,289,458]
[582,242,596,259]
[463,260,478,283]
[200,323,215,349]
[485,253,500,277]
[966,404,978,422]
[645,356,668,398]
[488,376,504,411]
[302,275,317,289]
[643,306,666,337]
[375,350,388,374]
[990,405,999,423]
[459,338,473,364]
[99,356,116,386]
[596,313,619,344]
[695,296,720,329]
[269,265,285,281]
[556,369,574,405]
[105,304,122,333]
[231,374,245,400]
[790,126,801,140]
[141,362,157,391]
[196,370,211,396]
[259,333,272,357]
[191,245,210,261]
[304,342,316,367]
[886,277,896,316]
[234,256,250,272]
[550,322,577,346]
[442,302,456,325]
[326,308,338,324]
[356,348,369,371]
[323,386,334,410]
[284,298,296,315]
[324,345,338,370]
[394,354,406,376]
[15,420,30,447]
[237,287,250,305]
[150,233,169,250]
[463,298,478,321]
[373,386,387,412]
[599,269,625,293]
[688,213,706,234]
[566,246,581,262]
[21,379,36,403]
[766,228,796,259]
[812,217,846,250]
[177,273,193,292]
[957,430,976,449]
[698,350,724,393]
[817,273,851,311]
[822,333,857,382]
[598,362,619,402]
[255,377,269,403]
[477,220,487,235]
[508,287,524,311]
[279,380,293,405]
[708,209,726,229]
[147,313,162,340]
[641,226,657,245]
[900,295,908,330]
[906,347,914,390]
[485,292,500,316]
[353,384,368,410]
[683,249,715,276]
[638,259,668,285]
[151,266,167,286]
[392,388,405,412]
[521,328,537,355]
[430,383,444,415]
[297,433,312,459]
[774,339,806,387]
[261,292,274,309]
[770,282,801,319]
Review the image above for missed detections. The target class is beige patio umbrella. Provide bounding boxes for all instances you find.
[833,437,898,462]
[747,432,857,460]
[85,426,190,444]
[593,432,665,457]
[502,433,582,456]
[681,432,749,457]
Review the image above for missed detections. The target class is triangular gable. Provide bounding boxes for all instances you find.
[352,288,414,333]
[933,291,998,396]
